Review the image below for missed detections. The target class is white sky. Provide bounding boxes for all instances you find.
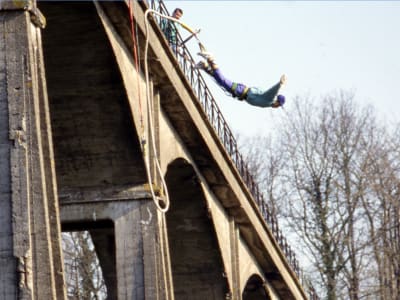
[165,1,400,136]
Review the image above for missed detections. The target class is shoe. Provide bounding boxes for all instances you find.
[197,51,214,62]
[194,60,209,70]
[194,60,214,75]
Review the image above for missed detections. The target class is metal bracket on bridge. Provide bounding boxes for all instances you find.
[0,0,46,28]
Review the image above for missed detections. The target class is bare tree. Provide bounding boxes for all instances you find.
[240,91,400,300]
[361,123,400,300]
[279,94,360,300]
[62,231,107,300]
[240,134,287,220]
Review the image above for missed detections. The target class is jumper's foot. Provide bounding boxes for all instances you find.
[197,51,214,62]
[194,60,214,75]
[194,60,209,70]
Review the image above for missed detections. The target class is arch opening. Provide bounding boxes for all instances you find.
[165,158,229,299]
[243,274,270,300]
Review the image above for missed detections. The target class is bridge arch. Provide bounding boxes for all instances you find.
[165,158,229,299]
[242,274,271,300]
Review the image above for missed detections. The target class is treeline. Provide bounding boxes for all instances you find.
[241,91,400,300]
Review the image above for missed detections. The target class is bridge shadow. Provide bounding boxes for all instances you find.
[243,274,271,300]
[165,158,229,299]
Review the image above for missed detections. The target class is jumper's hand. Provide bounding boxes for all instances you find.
[280,74,287,86]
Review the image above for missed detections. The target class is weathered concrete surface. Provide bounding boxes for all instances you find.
[0,0,32,10]
[0,9,65,300]
[0,12,17,300]
[40,2,146,191]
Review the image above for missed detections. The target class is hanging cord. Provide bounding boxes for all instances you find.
[142,9,184,214]
[128,8,173,292]
[142,9,204,213]
[127,3,169,213]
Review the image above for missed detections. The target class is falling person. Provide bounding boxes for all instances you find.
[195,51,286,108]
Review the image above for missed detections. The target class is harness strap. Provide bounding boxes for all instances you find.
[231,83,249,100]
[239,87,249,100]
[231,83,238,94]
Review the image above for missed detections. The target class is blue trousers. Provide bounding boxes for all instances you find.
[213,69,247,98]
[212,68,281,108]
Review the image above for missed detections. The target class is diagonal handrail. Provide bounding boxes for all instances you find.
[148,1,319,299]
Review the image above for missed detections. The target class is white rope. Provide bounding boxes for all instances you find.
[142,9,205,213]
[142,9,176,213]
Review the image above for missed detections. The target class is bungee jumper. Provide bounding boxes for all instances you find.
[157,8,286,109]
[195,51,286,108]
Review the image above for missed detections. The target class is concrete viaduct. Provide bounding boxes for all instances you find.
[0,1,318,299]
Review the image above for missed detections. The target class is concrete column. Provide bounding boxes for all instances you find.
[0,10,17,296]
[61,190,174,300]
[230,217,241,300]
[0,7,65,300]
[114,201,146,299]
[113,200,172,300]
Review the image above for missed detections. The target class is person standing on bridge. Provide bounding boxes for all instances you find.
[160,8,197,54]
[195,52,286,108]
[160,8,182,53]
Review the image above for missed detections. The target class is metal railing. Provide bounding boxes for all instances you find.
[148,1,319,299]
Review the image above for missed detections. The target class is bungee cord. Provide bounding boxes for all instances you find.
[140,9,207,213]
